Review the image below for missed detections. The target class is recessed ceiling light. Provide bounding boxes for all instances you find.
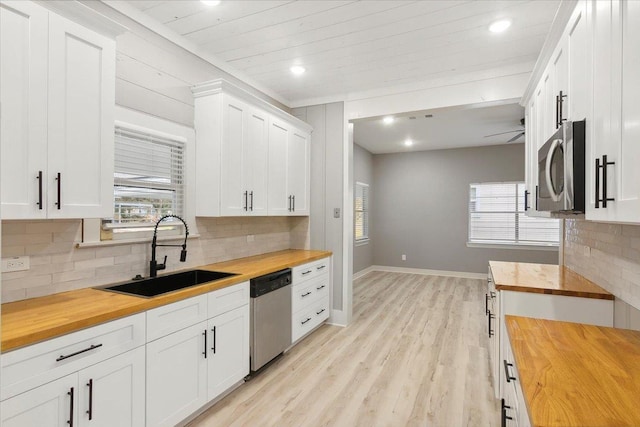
[383,116,395,125]
[201,0,221,6]
[404,139,413,147]
[489,19,511,33]
[290,65,306,76]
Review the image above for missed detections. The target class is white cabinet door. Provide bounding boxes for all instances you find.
[268,118,290,215]
[288,128,310,216]
[220,95,248,216]
[47,13,115,218]
[245,107,269,215]
[77,347,145,427]
[146,321,208,427]
[567,1,589,121]
[524,102,536,215]
[0,1,48,219]
[207,304,249,401]
[1,374,77,427]
[587,0,640,223]
[550,38,568,130]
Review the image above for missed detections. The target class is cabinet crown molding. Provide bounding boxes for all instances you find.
[35,0,127,38]
[192,79,313,133]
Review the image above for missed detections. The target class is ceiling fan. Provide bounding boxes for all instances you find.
[484,118,525,143]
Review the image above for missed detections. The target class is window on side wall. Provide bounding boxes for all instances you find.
[468,182,559,247]
[102,125,186,240]
[355,182,370,243]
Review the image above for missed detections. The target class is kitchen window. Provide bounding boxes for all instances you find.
[102,124,186,238]
[468,182,559,247]
[355,182,370,243]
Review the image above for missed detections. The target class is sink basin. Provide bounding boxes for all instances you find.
[98,270,238,298]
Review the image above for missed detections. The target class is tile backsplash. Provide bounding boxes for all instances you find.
[1,217,309,303]
[564,219,640,311]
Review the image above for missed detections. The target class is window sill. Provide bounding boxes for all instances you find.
[466,242,558,251]
[355,238,370,247]
[77,233,200,249]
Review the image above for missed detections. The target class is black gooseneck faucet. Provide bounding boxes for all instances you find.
[150,214,189,278]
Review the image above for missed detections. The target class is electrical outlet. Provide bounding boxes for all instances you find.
[334,208,341,218]
[2,256,30,272]
[401,254,406,261]
[583,246,591,257]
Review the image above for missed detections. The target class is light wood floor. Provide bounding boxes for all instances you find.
[189,272,500,427]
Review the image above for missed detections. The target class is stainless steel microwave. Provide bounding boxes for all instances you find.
[537,120,585,213]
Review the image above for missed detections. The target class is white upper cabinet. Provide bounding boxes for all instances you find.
[1,1,49,219]
[587,0,640,223]
[193,79,312,217]
[0,0,116,219]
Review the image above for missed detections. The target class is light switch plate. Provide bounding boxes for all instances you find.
[334,208,340,218]
[2,256,30,272]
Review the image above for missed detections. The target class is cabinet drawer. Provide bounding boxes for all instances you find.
[292,274,330,314]
[147,294,208,342]
[292,257,330,284]
[208,281,249,318]
[292,296,329,343]
[1,313,145,401]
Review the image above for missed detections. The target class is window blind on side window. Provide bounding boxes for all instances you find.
[355,182,369,241]
[112,126,185,225]
[469,182,559,245]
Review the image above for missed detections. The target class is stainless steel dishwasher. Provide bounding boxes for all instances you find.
[249,268,292,373]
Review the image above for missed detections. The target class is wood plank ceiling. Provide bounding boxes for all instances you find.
[127,0,560,106]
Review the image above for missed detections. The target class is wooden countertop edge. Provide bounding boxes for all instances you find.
[2,249,332,352]
[504,316,537,427]
[494,284,614,300]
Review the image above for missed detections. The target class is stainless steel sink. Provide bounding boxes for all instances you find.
[97,270,238,298]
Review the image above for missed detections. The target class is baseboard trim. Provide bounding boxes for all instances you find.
[353,266,376,280]
[328,309,348,327]
[354,265,486,280]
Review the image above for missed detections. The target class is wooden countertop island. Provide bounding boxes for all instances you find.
[506,315,640,427]
[489,261,613,300]
[1,249,332,352]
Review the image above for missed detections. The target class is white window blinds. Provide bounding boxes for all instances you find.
[355,182,369,241]
[469,182,559,246]
[110,126,185,226]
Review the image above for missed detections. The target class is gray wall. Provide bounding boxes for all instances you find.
[371,144,558,273]
[353,144,374,274]
[293,103,345,311]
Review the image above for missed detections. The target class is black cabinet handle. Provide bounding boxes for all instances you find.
[501,398,513,427]
[559,90,566,127]
[488,313,495,337]
[535,185,539,210]
[243,191,248,211]
[316,308,326,315]
[317,265,326,270]
[55,172,61,209]
[485,294,489,315]
[37,171,43,209]
[301,291,312,297]
[316,285,326,291]
[249,191,254,211]
[302,270,312,276]
[56,344,103,362]
[211,326,216,354]
[86,379,93,420]
[301,317,311,325]
[524,189,529,211]
[292,195,295,211]
[67,387,74,427]
[595,155,615,208]
[202,330,207,358]
[504,360,516,383]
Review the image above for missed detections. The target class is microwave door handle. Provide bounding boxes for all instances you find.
[545,139,562,202]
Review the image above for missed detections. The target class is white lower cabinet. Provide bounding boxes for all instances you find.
[1,374,77,427]
[1,347,145,427]
[146,321,209,427]
[291,257,331,343]
[207,305,250,401]
[145,282,250,426]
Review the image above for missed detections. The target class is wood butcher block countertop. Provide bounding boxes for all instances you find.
[1,249,332,352]
[489,261,613,300]
[505,315,640,427]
